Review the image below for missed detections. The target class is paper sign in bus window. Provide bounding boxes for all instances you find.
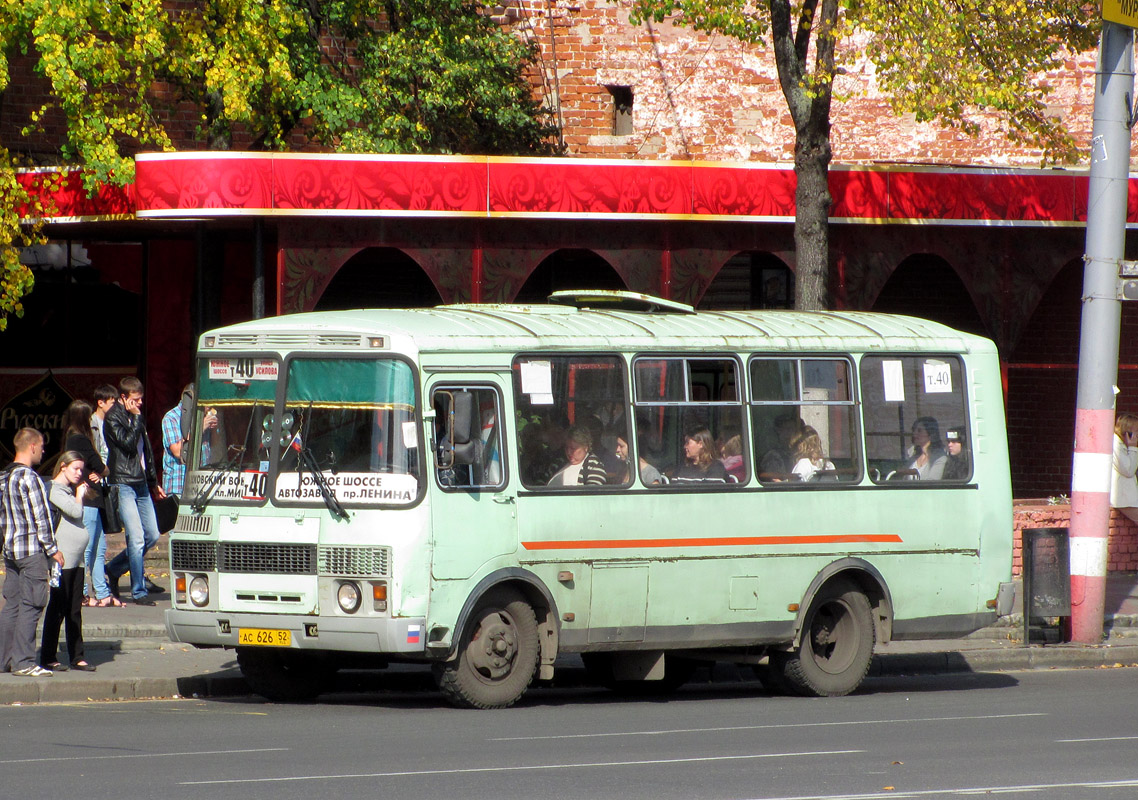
[521,360,554,405]
[882,360,905,402]
[923,360,952,393]
[402,420,418,449]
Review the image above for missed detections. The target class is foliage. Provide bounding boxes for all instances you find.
[629,0,1099,308]
[0,0,560,328]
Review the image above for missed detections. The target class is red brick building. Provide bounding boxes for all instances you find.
[0,3,1128,502]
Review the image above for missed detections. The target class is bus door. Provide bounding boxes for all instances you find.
[427,377,517,580]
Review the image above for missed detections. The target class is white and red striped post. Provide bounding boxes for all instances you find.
[1069,21,1134,643]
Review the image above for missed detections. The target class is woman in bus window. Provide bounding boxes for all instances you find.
[547,426,607,487]
[615,432,662,485]
[942,427,971,480]
[1111,413,1138,523]
[790,426,835,482]
[719,433,746,482]
[907,416,947,481]
[672,428,728,483]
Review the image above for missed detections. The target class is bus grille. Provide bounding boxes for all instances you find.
[318,546,391,577]
[215,333,363,349]
[172,514,212,534]
[171,541,218,572]
[218,542,317,575]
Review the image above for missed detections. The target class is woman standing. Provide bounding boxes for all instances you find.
[40,451,97,672]
[63,399,119,607]
[1111,413,1138,523]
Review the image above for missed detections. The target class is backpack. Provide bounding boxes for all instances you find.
[40,475,62,533]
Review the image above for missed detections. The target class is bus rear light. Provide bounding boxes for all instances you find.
[337,581,362,614]
[372,582,388,612]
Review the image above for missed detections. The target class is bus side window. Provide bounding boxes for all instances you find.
[433,387,504,490]
[513,355,632,490]
[859,355,971,483]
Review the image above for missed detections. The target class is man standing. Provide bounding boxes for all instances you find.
[0,428,64,676]
[103,377,165,606]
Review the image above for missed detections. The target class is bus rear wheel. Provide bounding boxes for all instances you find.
[236,648,336,702]
[434,588,539,709]
[775,579,875,697]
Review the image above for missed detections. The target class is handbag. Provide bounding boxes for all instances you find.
[155,493,179,534]
[102,483,123,534]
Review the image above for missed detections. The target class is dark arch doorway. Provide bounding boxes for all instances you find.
[513,249,625,303]
[870,255,988,337]
[315,248,442,310]
[699,252,793,310]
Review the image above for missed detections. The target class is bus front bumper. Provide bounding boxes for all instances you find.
[165,608,428,655]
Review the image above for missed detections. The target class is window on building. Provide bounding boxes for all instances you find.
[607,85,634,136]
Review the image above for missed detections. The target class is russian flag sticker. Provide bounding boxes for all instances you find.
[406,624,422,644]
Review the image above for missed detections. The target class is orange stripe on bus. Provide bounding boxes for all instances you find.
[520,534,904,550]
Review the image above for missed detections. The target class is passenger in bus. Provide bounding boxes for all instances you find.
[790,426,835,482]
[942,427,971,480]
[759,413,801,481]
[906,416,947,480]
[547,426,607,487]
[719,434,746,482]
[672,428,728,483]
[1110,413,1138,523]
[615,432,663,485]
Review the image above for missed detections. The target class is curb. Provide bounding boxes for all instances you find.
[872,643,1138,676]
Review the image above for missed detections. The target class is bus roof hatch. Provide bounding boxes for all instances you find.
[547,290,695,314]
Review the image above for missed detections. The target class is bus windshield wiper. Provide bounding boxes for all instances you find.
[298,436,349,522]
[189,402,259,513]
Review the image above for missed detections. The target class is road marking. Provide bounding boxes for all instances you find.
[491,713,1046,741]
[180,749,864,785]
[0,748,287,765]
[1057,735,1138,743]
[737,778,1138,799]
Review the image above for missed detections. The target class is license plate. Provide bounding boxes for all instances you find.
[238,628,292,647]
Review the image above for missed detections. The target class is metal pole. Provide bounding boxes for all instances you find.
[1069,21,1134,643]
[253,218,265,320]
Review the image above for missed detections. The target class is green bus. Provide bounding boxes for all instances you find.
[166,290,1014,708]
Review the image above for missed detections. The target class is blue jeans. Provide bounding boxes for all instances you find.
[83,506,108,600]
[104,482,160,600]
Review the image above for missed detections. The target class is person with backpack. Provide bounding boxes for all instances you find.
[0,428,63,677]
[39,451,96,672]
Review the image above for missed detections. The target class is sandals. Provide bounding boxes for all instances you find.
[81,596,95,607]
[95,596,124,608]
[71,661,96,672]
[42,662,68,672]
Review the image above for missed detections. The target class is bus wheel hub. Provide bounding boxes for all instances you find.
[471,615,517,678]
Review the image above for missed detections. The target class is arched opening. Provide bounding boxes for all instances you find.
[315,248,442,310]
[870,255,989,337]
[513,249,625,303]
[698,252,794,310]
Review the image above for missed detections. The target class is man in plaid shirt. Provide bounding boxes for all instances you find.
[0,428,64,676]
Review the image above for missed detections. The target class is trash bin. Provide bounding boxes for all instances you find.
[1021,527,1071,645]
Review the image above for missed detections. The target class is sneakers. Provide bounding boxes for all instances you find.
[13,665,53,677]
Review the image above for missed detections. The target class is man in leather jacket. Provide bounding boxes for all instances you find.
[103,377,166,606]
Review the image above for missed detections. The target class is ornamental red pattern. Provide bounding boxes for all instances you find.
[489,160,690,215]
[134,156,272,211]
[273,157,486,213]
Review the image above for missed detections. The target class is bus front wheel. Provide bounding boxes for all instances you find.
[236,648,335,702]
[434,588,539,709]
[774,579,875,697]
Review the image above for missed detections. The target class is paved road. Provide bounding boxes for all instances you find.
[2,667,1137,799]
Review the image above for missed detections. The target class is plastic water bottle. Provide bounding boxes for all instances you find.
[49,561,61,588]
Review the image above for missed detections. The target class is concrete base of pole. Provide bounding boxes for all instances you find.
[1071,572,1107,643]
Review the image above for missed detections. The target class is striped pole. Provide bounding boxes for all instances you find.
[1069,22,1134,643]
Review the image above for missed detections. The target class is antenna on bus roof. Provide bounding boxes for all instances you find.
[547,289,695,314]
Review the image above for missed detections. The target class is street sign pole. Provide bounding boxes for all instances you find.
[1070,18,1134,643]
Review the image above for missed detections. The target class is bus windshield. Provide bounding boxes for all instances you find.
[274,357,421,506]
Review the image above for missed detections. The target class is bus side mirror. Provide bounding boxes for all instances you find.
[450,391,478,466]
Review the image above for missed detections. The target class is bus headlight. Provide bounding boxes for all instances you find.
[189,576,209,607]
[337,581,362,614]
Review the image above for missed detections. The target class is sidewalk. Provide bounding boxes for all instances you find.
[1,573,1137,706]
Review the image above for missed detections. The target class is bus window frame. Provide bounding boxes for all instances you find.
[270,351,426,512]
[430,382,509,493]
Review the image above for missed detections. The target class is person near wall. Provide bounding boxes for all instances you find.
[40,451,97,672]
[1111,413,1138,524]
[62,399,117,608]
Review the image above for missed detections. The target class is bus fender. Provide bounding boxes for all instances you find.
[444,568,561,679]
[789,558,894,649]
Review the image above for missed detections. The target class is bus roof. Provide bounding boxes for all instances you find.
[202,303,995,355]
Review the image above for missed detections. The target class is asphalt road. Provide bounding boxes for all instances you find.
[2,667,1137,800]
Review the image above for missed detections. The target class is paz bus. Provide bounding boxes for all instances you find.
[165,290,1014,708]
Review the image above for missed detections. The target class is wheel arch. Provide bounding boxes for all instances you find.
[792,558,894,648]
[449,568,560,678]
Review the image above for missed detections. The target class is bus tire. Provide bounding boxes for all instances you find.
[778,579,875,697]
[435,588,539,709]
[236,648,335,702]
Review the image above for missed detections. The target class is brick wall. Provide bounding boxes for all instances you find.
[1013,503,1138,576]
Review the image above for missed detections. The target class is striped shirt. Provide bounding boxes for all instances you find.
[1,463,58,560]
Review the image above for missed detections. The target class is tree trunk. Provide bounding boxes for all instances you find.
[793,129,832,311]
